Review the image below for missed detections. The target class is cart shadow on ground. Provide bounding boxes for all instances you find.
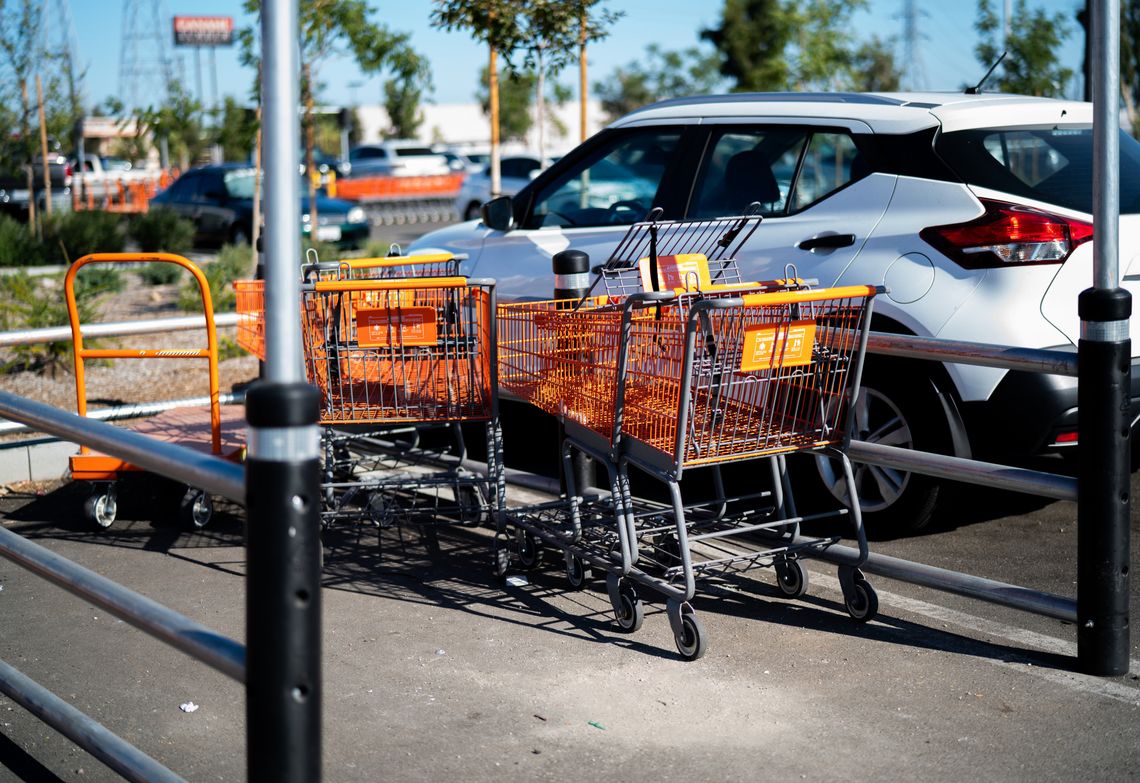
[0,478,1080,671]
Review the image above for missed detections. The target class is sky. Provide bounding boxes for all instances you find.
[66,0,1089,113]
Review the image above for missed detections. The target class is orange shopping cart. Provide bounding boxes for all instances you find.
[67,253,246,530]
[300,274,502,553]
[497,211,884,660]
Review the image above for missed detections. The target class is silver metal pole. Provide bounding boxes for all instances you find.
[0,526,245,682]
[0,660,188,783]
[1093,0,1120,290]
[0,312,240,348]
[262,0,302,383]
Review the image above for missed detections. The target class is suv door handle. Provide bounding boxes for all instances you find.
[797,233,856,251]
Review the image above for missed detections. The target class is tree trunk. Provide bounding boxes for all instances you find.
[490,45,501,198]
[303,62,318,248]
[36,75,52,218]
[21,80,36,235]
[579,12,588,143]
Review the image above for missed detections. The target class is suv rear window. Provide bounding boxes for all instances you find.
[936,126,1140,215]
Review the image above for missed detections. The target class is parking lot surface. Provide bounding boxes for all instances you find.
[1,465,1138,782]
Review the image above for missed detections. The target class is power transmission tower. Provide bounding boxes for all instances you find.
[118,0,181,111]
[900,0,928,91]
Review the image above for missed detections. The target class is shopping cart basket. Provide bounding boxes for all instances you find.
[502,284,882,658]
[301,275,503,551]
[67,253,245,530]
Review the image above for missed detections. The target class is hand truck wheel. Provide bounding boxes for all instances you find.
[179,488,213,530]
[774,555,809,599]
[83,483,117,530]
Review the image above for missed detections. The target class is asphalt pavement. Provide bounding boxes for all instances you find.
[1,448,1138,783]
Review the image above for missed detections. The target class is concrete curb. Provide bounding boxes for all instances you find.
[0,438,74,485]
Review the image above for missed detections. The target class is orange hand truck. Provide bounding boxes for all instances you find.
[497,211,884,660]
[67,253,246,530]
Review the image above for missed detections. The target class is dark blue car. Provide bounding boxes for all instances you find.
[149,163,371,248]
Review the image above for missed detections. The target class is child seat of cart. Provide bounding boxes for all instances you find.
[66,253,245,481]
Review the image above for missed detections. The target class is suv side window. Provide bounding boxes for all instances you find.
[689,128,863,218]
[165,172,198,201]
[524,129,681,229]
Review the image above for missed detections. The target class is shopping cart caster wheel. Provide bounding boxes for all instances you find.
[674,611,708,661]
[457,485,488,527]
[84,485,117,530]
[565,554,592,590]
[180,489,213,530]
[516,529,543,570]
[422,526,441,557]
[842,571,878,623]
[610,579,644,633]
[492,545,511,580]
[774,556,809,599]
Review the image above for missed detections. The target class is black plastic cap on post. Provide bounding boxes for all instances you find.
[553,249,590,276]
[246,381,319,428]
[1079,287,1132,322]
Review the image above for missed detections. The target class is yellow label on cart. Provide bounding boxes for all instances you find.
[740,320,816,372]
[356,306,437,347]
[638,253,710,292]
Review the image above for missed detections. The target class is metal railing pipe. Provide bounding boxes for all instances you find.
[807,540,1078,622]
[0,660,188,783]
[847,440,1078,501]
[866,332,1079,376]
[0,526,246,681]
[0,391,245,503]
[0,391,246,436]
[0,313,240,348]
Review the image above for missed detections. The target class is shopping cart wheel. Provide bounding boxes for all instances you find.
[492,544,511,580]
[422,525,441,557]
[674,612,708,661]
[516,529,543,570]
[841,570,878,623]
[83,484,117,530]
[610,578,644,633]
[564,554,592,590]
[180,488,213,530]
[774,556,809,599]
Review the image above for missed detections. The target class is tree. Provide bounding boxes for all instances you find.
[701,0,794,91]
[215,96,259,162]
[0,0,45,229]
[242,0,421,230]
[975,0,1073,97]
[569,1,622,142]
[475,65,568,142]
[849,36,902,93]
[594,44,722,122]
[383,52,432,139]
[785,0,868,90]
[432,0,523,197]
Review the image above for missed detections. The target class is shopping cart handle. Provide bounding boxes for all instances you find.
[628,291,677,304]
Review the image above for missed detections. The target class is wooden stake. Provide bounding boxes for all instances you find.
[36,75,52,218]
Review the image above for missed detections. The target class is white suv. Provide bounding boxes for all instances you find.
[408,91,1140,535]
[346,141,451,178]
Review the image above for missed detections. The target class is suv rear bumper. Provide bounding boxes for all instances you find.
[960,354,1140,457]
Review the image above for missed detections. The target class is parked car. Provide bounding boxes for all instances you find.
[454,154,553,220]
[435,145,488,174]
[408,90,1140,535]
[346,141,451,178]
[150,164,370,248]
[0,153,73,218]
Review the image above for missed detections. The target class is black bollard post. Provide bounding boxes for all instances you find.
[553,248,593,495]
[1076,286,1132,675]
[245,381,322,781]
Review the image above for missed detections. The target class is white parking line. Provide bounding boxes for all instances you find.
[807,568,1140,706]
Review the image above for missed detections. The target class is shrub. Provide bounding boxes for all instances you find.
[130,208,195,253]
[0,215,45,267]
[41,211,126,265]
[360,239,400,260]
[138,262,183,285]
[179,244,253,313]
[0,271,99,375]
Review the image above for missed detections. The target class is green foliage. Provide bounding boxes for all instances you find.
[72,266,125,298]
[40,211,126,265]
[477,66,542,140]
[179,244,251,314]
[383,52,433,140]
[595,44,723,121]
[136,83,207,170]
[215,96,259,162]
[138,262,184,286]
[0,214,45,267]
[0,269,103,374]
[701,0,794,91]
[130,208,195,254]
[975,0,1073,97]
[849,36,902,93]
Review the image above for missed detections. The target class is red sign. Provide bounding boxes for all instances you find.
[173,16,234,47]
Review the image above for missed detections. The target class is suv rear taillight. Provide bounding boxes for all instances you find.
[920,199,1093,269]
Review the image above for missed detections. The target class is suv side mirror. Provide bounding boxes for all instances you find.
[481,195,514,231]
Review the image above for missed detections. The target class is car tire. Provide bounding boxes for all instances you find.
[801,358,947,538]
[463,202,481,221]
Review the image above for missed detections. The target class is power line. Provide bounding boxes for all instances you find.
[118,0,181,111]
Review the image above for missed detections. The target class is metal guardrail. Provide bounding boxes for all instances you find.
[0,312,240,348]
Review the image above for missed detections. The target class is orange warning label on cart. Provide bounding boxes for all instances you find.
[356,306,437,347]
[639,253,710,292]
[739,320,816,372]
